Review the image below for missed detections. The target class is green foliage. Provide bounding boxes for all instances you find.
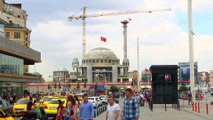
[84,82,86,88]
[178,84,188,92]
[58,82,61,89]
[110,85,119,92]
[77,82,80,89]
[54,82,57,89]
[48,84,51,89]
[67,82,71,88]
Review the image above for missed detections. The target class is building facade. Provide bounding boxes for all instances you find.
[141,69,152,88]
[71,47,129,84]
[209,70,213,88]
[0,1,31,72]
[52,68,70,83]
[198,71,210,92]
[0,1,41,97]
[0,35,41,97]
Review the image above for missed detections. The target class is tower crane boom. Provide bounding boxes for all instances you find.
[68,6,171,57]
[68,8,171,20]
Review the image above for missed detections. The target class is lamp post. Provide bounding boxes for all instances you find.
[188,0,196,105]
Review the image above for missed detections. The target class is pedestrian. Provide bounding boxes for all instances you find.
[74,95,80,119]
[65,95,77,120]
[121,88,140,120]
[188,91,192,105]
[105,96,120,120]
[79,94,94,120]
[56,100,65,120]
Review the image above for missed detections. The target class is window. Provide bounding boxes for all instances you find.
[14,32,20,39]
[5,32,10,38]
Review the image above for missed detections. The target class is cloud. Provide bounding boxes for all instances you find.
[23,0,213,81]
[177,0,213,12]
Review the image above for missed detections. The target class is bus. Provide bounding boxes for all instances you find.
[88,84,105,96]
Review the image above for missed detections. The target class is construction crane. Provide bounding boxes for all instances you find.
[68,6,171,57]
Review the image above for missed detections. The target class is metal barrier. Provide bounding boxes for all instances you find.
[94,104,108,118]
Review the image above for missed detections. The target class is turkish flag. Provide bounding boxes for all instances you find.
[100,36,107,42]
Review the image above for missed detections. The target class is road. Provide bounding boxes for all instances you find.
[95,96,213,120]
[14,95,213,120]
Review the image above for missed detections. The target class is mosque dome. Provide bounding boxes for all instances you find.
[82,47,120,65]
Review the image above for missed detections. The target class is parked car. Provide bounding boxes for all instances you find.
[94,97,102,107]
[88,97,98,108]
[0,98,13,116]
[0,108,14,120]
[99,96,107,104]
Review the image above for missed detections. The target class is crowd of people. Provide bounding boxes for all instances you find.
[54,88,147,120]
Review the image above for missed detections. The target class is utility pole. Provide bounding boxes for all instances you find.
[188,0,196,105]
[137,37,140,91]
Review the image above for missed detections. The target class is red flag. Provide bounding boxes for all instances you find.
[100,36,107,42]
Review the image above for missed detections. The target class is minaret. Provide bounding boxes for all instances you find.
[121,20,130,67]
[121,20,130,77]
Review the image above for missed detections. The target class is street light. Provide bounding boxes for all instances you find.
[188,0,196,105]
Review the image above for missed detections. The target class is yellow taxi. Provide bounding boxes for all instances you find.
[43,98,66,117]
[13,98,36,115]
[0,109,14,120]
[41,96,59,104]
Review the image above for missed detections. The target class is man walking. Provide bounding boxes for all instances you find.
[79,94,94,120]
[106,96,120,120]
[121,88,140,120]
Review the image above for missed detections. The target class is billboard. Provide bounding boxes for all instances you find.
[179,62,198,83]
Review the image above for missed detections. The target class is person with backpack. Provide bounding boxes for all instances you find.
[121,88,140,120]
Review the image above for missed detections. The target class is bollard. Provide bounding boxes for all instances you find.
[195,102,197,112]
[192,102,194,111]
[198,102,200,113]
[206,103,209,115]
[94,109,96,118]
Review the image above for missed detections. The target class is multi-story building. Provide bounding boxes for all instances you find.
[141,69,152,88]
[209,70,213,88]
[0,1,31,72]
[0,1,27,27]
[0,1,41,97]
[53,68,70,83]
[0,34,41,97]
[198,71,210,92]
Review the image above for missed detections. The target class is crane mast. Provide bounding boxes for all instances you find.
[82,6,86,56]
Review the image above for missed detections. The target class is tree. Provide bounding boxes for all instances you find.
[110,85,119,92]
[77,82,80,89]
[67,82,71,88]
[54,82,57,89]
[84,82,87,88]
[58,82,61,89]
[178,83,188,92]
[48,84,51,89]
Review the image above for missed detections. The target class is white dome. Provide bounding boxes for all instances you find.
[83,47,118,60]
[82,47,120,65]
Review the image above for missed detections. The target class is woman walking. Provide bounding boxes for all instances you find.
[64,95,77,120]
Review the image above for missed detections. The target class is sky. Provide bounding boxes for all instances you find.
[6,0,213,81]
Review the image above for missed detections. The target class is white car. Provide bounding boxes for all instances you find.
[99,96,107,104]
[95,97,102,107]
[88,97,98,108]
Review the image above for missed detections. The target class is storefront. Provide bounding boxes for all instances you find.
[0,82,25,98]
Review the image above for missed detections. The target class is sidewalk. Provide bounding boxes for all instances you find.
[179,96,213,120]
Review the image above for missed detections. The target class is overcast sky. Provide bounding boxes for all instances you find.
[7,0,213,81]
